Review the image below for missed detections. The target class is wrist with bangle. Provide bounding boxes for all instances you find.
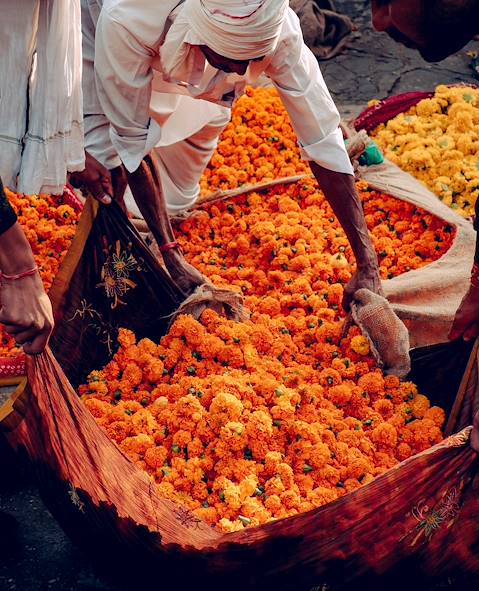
[159,241,181,255]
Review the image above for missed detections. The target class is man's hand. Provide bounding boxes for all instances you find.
[70,151,113,205]
[0,223,54,355]
[0,272,53,355]
[309,162,383,311]
[448,285,479,341]
[162,249,205,295]
[343,266,384,311]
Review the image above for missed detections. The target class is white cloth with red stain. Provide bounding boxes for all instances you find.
[0,0,84,195]
[82,0,353,213]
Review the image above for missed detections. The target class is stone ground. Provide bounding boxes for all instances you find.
[1,2,479,590]
[324,0,478,108]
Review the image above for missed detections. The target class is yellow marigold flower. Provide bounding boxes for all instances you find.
[350,335,370,356]
[372,84,479,216]
[209,392,243,426]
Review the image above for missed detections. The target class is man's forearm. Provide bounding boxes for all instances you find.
[310,162,378,270]
[0,223,37,274]
[126,152,175,247]
[126,152,205,295]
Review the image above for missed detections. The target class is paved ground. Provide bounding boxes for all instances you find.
[323,0,477,106]
[1,2,478,590]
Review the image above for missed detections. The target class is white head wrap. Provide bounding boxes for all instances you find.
[161,0,289,82]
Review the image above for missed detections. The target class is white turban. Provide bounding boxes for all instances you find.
[161,0,289,82]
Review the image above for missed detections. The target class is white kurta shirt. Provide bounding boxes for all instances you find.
[0,0,84,195]
[82,0,353,176]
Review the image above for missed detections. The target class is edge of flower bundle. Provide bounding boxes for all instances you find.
[444,337,479,436]
[354,83,479,135]
[198,174,310,208]
[0,356,26,380]
[169,174,312,225]
[354,91,433,134]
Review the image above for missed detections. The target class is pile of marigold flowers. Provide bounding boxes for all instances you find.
[371,84,479,217]
[200,86,310,196]
[82,178,454,532]
[0,189,80,357]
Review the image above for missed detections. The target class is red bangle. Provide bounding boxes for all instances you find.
[159,241,181,254]
[0,266,38,281]
[471,262,479,288]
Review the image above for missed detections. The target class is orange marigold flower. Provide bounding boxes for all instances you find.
[371,423,398,448]
[118,328,136,349]
[424,406,446,429]
[350,335,371,356]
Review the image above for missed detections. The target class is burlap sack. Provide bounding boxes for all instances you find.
[362,161,476,349]
[351,288,411,378]
[290,0,354,60]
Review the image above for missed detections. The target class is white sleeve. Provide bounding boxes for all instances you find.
[81,0,121,170]
[265,10,353,176]
[94,9,162,173]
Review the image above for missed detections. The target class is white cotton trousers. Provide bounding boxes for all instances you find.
[123,103,229,217]
[0,0,84,195]
[151,97,230,214]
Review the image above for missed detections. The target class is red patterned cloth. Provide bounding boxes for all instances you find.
[354,92,433,133]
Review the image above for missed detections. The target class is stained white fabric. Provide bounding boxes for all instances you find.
[82,0,353,212]
[82,0,120,170]
[0,0,84,196]
[160,0,288,82]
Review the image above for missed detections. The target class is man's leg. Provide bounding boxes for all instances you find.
[126,107,229,295]
[155,108,230,214]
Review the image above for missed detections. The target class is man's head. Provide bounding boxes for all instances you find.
[161,0,288,82]
[200,45,264,75]
[191,0,287,66]
[371,0,479,62]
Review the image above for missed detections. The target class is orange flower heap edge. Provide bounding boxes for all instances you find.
[83,314,445,534]
[82,179,453,533]
[200,86,310,196]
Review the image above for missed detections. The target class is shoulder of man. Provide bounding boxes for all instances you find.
[98,0,183,48]
[267,7,304,68]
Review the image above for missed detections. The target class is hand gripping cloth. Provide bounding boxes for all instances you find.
[350,288,411,379]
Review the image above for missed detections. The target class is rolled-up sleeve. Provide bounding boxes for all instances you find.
[266,10,353,176]
[81,1,121,169]
[94,10,162,172]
